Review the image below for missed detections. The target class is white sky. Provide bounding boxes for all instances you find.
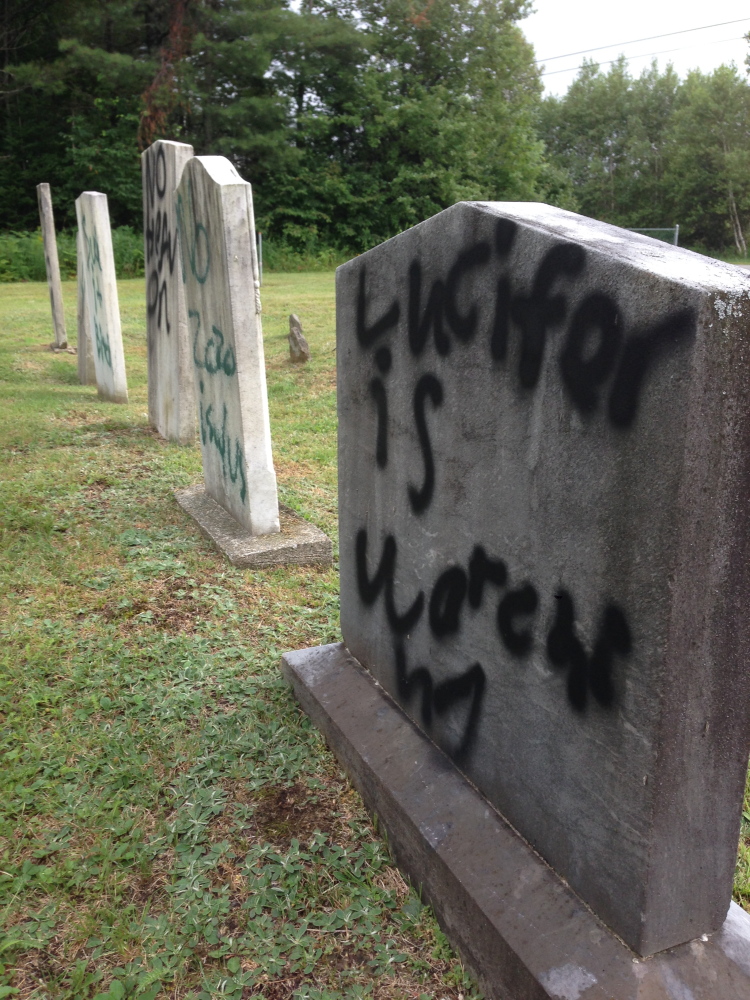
[521,0,750,96]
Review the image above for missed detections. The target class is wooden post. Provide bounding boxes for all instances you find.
[36,182,67,348]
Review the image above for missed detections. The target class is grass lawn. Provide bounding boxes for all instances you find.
[0,276,480,1000]
[2,277,750,1000]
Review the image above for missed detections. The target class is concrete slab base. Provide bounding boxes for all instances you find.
[175,484,332,568]
[281,642,750,1000]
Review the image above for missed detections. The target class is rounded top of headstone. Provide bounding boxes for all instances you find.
[142,138,194,155]
[180,155,248,189]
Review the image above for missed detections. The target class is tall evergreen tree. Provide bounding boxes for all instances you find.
[0,0,547,249]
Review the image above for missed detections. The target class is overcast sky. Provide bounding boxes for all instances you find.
[521,0,750,96]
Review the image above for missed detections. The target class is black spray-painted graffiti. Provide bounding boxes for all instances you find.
[356,529,632,752]
[144,144,179,335]
[80,214,112,370]
[357,219,697,506]
[353,218,691,758]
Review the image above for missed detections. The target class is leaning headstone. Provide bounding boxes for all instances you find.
[284,202,750,994]
[288,313,310,362]
[76,229,96,385]
[174,156,331,567]
[142,139,195,442]
[36,182,67,349]
[75,192,128,404]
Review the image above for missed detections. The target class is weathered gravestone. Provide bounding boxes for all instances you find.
[75,192,128,403]
[76,228,96,385]
[174,156,331,567]
[283,202,750,994]
[288,314,310,362]
[142,139,195,442]
[36,182,67,349]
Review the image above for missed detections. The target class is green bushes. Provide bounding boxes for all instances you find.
[0,228,353,282]
[259,236,351,273]
[0,226,144,282]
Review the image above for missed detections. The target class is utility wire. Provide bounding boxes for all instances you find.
[541,34,747,77]
[535,16,750,64]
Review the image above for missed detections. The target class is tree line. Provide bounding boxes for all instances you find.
[1,0,749,256]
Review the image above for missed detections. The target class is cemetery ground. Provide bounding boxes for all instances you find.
[3,277,750,1000]
[0,276,480,1000]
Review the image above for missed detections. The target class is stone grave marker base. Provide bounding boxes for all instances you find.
[175,484,331,568]
[282,642,750,1000]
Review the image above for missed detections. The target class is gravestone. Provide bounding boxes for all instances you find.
[36,183,67,349]
[287,201,750,985]
[142,139,195,442]
[288,314,310,362]
[174,156,331,566]
[75,192,128,403]
[76,228,96,385]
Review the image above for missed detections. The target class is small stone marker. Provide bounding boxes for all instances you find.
[174,156,331,567]
[36,182,67,349]
[76,228,96,385]
[142,139,195,442]
[285,201,750,991]
[288,314,310,362]
[75,192,128,404]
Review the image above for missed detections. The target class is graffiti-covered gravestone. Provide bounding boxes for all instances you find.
[174,156,331,567]
[333,203,750,958]
[76,228,96,385]
[36,183,67,349]
[75,192,128,404]
[142,139,195,442]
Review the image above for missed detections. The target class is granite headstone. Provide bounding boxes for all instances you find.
[336,201,750,956]
[76,228,96,385]
[176,156,279,536]
[36,182,67,349]
[142,139,195,442]
[75,192,128,404]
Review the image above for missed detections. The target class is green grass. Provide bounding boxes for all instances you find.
[3,277,750,1000]
[0,277,481,1000]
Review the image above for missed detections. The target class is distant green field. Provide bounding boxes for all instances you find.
[0,277,480,1000]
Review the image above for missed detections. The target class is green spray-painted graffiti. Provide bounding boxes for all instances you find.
[199,380,248,504]
[190,309,236,376]
[176,182,211,285]
[81,213,113,371]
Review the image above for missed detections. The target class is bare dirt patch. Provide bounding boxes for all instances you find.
[249,782,335,847]
[101,578,207,633]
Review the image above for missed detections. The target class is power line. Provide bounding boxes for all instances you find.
[535,17,750,65]
[541,34,748,77]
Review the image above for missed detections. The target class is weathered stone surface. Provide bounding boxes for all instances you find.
[142,139,195,442]
[177,156,279,536]
[175,484,332,567]
[76,228,96,385]
[36,183,67,349]
[336,202,750,955]
[75,192,128,403]
[289,313,310,362]
[282,642,750,1000]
